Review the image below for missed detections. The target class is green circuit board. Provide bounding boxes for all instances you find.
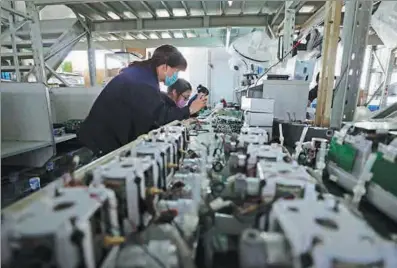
[328,137,358,172]
[371,152,397,197]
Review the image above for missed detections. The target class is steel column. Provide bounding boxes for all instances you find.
[379,48,395,109]
[87,29,97,86]
[282,1,295,60]
[8,1,21,81]
[0,5,2,77]
[26,1,46,83]
[363,46,375,97]
[315,0,342,127]
[331,0,373,128]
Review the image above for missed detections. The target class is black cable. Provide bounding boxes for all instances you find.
[232,44,270,64]
[330,64,350,109]
[254,40,302,86]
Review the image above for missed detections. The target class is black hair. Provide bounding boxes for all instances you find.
[129,44,187,70]
[167,78,192,95]
[197,84,209,95]
[316,73,320,84]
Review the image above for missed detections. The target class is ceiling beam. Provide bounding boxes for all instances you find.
[140,1,157,18]
[100,2,126,20]
[82,3,112,20]
[160,1,173,17]
[181,1,190,16]
[120,1,140,18]
[270,3,285,26]
[92,15,269,33]
[73,37,226,50]
[201,1,207,15]
[30,0,335,4]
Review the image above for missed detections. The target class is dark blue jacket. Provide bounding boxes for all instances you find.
[78,65,190,155]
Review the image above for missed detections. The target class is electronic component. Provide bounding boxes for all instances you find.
[152,126,186,167]
[328,133,372,177]
[133,141,175,189]
[98,156,156,231]
[247,143,285,162]
[116,240,179,268]
[238,134,269,147]
[265,198,397,268]
[240,126,269,136]
[5,187,119,268]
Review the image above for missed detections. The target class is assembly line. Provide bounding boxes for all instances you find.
[1,1,397,268]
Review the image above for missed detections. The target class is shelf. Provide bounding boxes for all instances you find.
[54,133,76,144]
[1,141,52,159]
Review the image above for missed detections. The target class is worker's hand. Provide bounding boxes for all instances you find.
[189,96,207,115]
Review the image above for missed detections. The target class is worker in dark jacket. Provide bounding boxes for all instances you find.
[188,85,210,117]
[160,78,193,108]
[78,45,207,156]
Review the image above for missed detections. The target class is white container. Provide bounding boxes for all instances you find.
[244,112,274,127]
[241,96,275,113]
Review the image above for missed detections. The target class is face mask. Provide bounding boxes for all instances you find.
[164,71,178,86]
[177,99,187,108]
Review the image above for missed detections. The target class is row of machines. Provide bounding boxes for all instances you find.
[1,112,397,268]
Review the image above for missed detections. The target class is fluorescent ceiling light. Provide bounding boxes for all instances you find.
[156,9,170,17]
[173,8,187,17]
[174,32,184,38]
[123,11,135,19]
[137,33,147,39]
[161,32,172,39]
[149,33,159,39]
[107,11,120,20]
[228,1,233,7]
[299,5,315,13]
[186,32,196,38]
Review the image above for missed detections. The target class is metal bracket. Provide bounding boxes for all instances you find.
[26,1,46,83]
[331,0,374,128]
[282,1,295,60]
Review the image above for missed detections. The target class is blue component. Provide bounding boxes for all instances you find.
[367,105,380,112]
[29,177,41,191]
[46,161,54,171]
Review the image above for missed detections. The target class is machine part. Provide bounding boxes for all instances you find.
[268,198,397,268]
[238,133,269,147]
[212,161,224,173]
[328,134,373,177]
[133,141,175,190]
[5,187,117,268]
[116,240,179,268]
[239,229,290,268]
[370,140,397,198]
[351,153,377,207]
[244,111,274,128]
[247,143,285,162]
[99,156,154,231]
[257,160,313,182]
[171,173,205,205]
[241,97,275,114]
[241,126,269,136]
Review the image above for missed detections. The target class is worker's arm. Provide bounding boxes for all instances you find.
[129,83,190,137]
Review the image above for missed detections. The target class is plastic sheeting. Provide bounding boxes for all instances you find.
[371,1,397,48]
